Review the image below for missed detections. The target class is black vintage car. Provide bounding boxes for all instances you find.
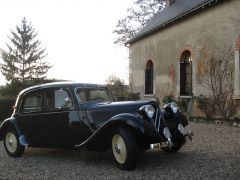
[0,82,192,170]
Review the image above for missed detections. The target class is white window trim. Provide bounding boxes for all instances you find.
[234,49,240,98]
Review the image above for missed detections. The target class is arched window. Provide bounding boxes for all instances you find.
[145,60,154,94]
[180,51,192,96]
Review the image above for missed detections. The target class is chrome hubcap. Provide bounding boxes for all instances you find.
[112,134,127,164]
[5,132,17,153]
[115,144,121,154]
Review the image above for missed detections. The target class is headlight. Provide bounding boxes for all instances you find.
[163,102,178,114]
[170,102,178,113]
[178,124,185,135]
[163,127,172,139]
[144,105,155,118]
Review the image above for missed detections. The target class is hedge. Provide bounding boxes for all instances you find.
[0,99,16,122]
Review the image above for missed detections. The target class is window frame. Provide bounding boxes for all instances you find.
[74,87,113,105]
[43,87,75,112]
[234,48,240,98]
[145,60,154,95]
[19,90,43,115]
[180,51,192,96]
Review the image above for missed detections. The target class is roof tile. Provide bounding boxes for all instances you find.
[126,0,219,45]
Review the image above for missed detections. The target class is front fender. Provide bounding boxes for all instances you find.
[74,113,144,150]
[108,113,144,134]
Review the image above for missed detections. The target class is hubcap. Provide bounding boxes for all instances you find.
[5,132,17,153]
[115,144,121,154]
[112,134,127,164]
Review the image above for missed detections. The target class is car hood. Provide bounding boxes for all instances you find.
[82,100,154,128]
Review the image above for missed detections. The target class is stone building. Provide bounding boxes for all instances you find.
[126,0,240,114]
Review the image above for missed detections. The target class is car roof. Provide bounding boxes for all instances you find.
[19,81,107,95]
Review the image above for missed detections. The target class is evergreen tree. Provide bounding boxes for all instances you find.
[0,17,51,85]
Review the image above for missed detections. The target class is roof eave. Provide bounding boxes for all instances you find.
[125,0,218,46]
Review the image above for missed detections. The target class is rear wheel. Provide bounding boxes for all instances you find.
[3,127,25,157]
[111,127,139,170]
[161,137,186,153]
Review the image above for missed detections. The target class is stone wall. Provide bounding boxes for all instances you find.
[129,0,240,101]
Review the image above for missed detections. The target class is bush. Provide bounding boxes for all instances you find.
[162,95,189,113]
[0,99,15,122]
[128,92,140,101]
[162,95,176,104]
[192,95,211,119]
[0,82,28,98]
[175,97,189,113]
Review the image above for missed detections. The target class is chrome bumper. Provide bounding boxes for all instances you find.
[150,138,172,150]
[150,131,193,150]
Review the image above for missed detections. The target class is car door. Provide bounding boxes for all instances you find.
[17,89,44,144]
[42,87,91,145]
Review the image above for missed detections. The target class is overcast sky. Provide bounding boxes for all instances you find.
[0,0,133,85]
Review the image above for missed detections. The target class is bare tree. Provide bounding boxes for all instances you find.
[113,0,165,45]
[105,74,128,100]
[198,46,235,119]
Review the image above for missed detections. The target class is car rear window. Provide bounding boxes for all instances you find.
[22,92,42,113]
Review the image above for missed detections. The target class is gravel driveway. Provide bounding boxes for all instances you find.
[0,122,240,180]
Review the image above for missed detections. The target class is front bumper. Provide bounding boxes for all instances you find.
[150,138,172,149]
[150,130,193,150]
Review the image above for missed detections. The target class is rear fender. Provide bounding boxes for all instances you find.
[0,117,28,145]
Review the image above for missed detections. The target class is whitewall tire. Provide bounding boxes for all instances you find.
[3,127,25,157]
[111,127,139,170]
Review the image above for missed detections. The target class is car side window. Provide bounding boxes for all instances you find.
[77,89,87,103]
[76,88,112,104]
[90,90,109,101]
[45,88,73,110]
[22,92,42,113]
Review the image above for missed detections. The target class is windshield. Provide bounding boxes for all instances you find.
[75,87,113,104]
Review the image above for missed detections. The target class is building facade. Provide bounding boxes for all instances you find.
[126,0,240,107]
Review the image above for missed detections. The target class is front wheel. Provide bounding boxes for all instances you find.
[111,127,139,170]
[161,137,186,153]
[3,127,25,157]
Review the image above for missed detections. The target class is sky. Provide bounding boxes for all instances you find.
[0,0,133,85]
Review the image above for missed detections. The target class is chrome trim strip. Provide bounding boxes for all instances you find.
[154,108,158,126]
[167,138,173,149]
[157,113,161,131]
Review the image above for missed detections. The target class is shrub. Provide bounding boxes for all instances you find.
[128,92,140,101]
[162,95,189,113]
[192,95,211,119]
[0,99,15,122]
[175,97,189,113]
[162,95,176,104]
